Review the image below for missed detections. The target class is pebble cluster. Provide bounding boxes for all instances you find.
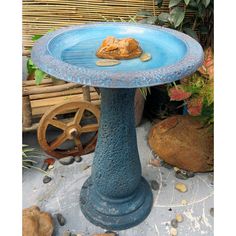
[149,153,213,236]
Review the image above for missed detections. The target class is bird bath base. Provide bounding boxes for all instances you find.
[80,88,153,230]
[31,22,204,230]
[80,177,152,230]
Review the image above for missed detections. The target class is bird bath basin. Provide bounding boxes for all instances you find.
[32,22,203,230]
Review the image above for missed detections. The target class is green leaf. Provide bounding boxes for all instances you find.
[32,34,43,41]
[184,0,190,5]
[47,28,56,33]
[189,0,198,9]
[146,16,158,24]
[136,10,152,17]
[169,0,182,8]
[202,0,211,8]
[199,25,209,34]
[138,19,148,24]
[183,27,199,41]
[35,69,46,85]
[157,12,171,23]
[170,7,185,28]
[156,0,163,8]
[27,58,37,74]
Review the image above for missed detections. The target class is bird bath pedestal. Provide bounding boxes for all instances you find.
[32,23,203,230]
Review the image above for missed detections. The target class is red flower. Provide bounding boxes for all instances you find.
[169,86,192,101]
[187,97,203,116]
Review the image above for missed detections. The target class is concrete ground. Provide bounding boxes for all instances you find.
[23,120,214,236]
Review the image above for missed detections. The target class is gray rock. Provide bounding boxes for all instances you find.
[43,175,52,184]
[63,231,71,236]
[59,156,75,165]
[175,170,188,180]
[161,160,173,169]
[210,208,214,217]
[105,231,119,236]
[171,219,178,228]
[150,180,160,191]
[162,182,167,187]
[75,156,82,163]
[186,171,195,178]
[56,213,66,226]
[41,162,49,171]
[208,174,214,186]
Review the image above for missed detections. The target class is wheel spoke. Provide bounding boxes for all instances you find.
[49,119,67,130]
[74,137,84,152]
[81,124,99,133]
[74,108,85,125]
[49,132,67,150]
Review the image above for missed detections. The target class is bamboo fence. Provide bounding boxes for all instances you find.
[23,0,195,52]
[23,0,169,51]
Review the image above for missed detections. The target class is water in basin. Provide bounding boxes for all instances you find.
[48,25,187,72]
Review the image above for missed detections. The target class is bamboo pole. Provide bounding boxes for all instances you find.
[22,95,32,128]
[23,82,81,96]
[82,86,91,102]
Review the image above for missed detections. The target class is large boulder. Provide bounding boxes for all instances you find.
[23,206,54,236]
[148,115,213,172]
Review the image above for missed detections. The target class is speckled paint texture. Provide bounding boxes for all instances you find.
[31,22,204,88]
[80,88,153,229]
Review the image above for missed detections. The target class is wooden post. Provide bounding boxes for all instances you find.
[22,95,32,128]
[82,86,91,102]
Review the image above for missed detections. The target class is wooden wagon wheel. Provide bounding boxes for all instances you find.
[37,101,100,159]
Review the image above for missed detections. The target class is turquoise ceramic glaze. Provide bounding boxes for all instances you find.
[31,23,203,230]
[32,23,203,88]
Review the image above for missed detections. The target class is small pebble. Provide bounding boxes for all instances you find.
[140,52,152,62]
[93,233,116,236]
[105,231,119,236]
[75,156,82,162]
[181,199,188,205]
[150,180,160,191]
[175,170,188,180]
[208,174,214,186]
[210,207,214,217]
[162,182,167,187]
[41,162,49,171]
[48,164,54,170]
[161,160,173,169]
[170,227,178,236]
[175,213,184,223]
[171,219,178,228]
[149,159,161,167]
[96,59,120,67]
[63,231,71,236]
[175,183,188,193]
[59,156,75,165]
[83,165,91,171]
[173,167,180,172]
[44,158,55,165]
[43,175,52,184]
[186,171,195,178]
[56,213,66,226]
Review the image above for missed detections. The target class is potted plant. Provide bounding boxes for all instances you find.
[148,47,214,172]
[168,47,214,127]
[26,30,65,85]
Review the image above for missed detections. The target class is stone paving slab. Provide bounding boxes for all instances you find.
[23,121,214,236]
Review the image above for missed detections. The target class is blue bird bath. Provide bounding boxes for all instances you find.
[32,22,203,230]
